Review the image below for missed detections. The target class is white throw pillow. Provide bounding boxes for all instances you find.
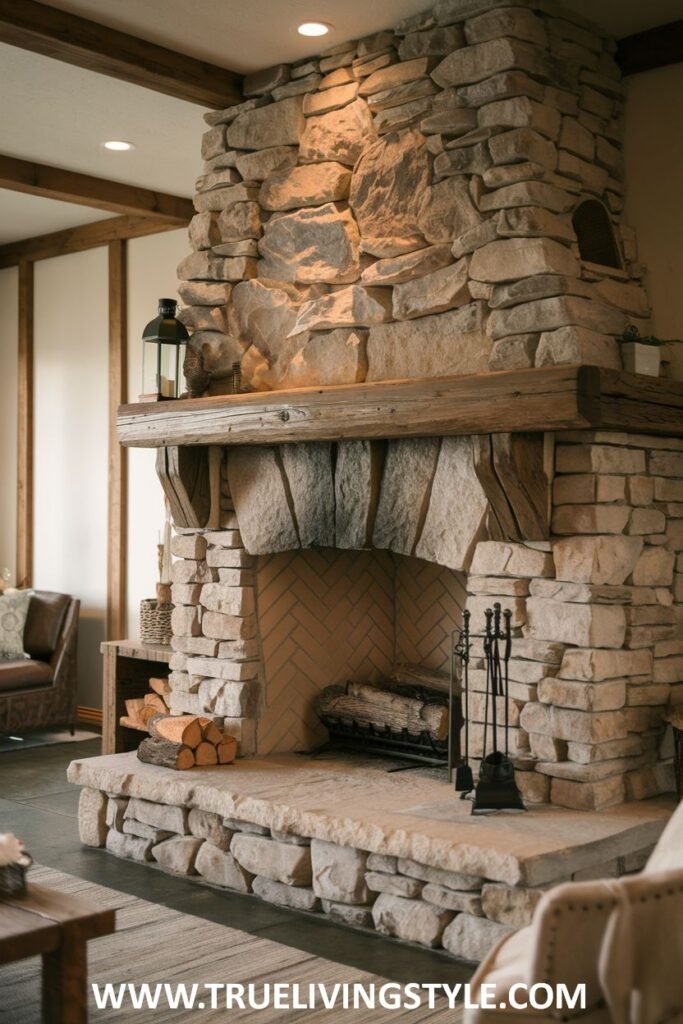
[0,590,33,659]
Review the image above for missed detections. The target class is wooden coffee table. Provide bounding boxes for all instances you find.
[0,882,115,1023]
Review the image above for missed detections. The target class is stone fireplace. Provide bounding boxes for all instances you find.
[69,0,681,961]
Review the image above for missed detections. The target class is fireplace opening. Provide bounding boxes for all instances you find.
[257,548,466,767]
[572,198,623,269]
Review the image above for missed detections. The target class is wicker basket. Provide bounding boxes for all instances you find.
[140,599,173,645]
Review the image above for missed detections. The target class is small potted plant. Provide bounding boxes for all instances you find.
[0,833,32,895]
[621,324,662,377]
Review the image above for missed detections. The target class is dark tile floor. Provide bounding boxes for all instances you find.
[0,738,473,985]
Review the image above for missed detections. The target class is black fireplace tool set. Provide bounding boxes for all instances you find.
[449,604,526,814]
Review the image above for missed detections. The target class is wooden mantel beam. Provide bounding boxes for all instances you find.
[117,366,683,449]
[0,154,194,222]
[0,0,243,108]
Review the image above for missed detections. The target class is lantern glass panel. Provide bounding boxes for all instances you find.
[142,339,186,398]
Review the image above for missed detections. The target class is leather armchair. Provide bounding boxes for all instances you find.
[0,591,80,733]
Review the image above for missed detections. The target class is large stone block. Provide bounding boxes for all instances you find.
[559,647,653,682]
[280,442,335,547]
[152,836,203,875]
[415,437,489,572]
[526,597,626,648]
[227,97,305,150]
[479,96,560,139]
[235,146,298,182]
[349,129,431,257]
[259,161,351,212]
[397,859,484,891]
[335,440,382,549]
[365,871,423,898]
[536,327,621,370]
[311,840,370,904]
[372,438,442,556]
[359,56,436,96]
[299,99,377,166]
[232,835,312,886]
[258,203,360,284]
[279,329,368,388]
[416,175,481,245]
[361,244,453,286]
[252,876,321,912]
[538,677,626,712]
[464,8,548,47]
[487,296,626,340]
[470,237,578,283]
[481,883,545,927]
[106,830,154,863]
[366,303,490,380]
[553,536,643,585]
[552,505,631,535]
[289,286,392,336]
[520,702,627,744]
[303,82,359,115]
[470,541,554,579]
[227,447,299,554]
[432,37,551,88]
[78,788,107,847]
[195,842,253,891]
[392,257,470,319]
[372,893,453,947]
[125,798,188,835]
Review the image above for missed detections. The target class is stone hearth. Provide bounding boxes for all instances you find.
[68,751,673,959]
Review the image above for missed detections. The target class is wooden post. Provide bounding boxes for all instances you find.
[107,239,127,640]
[16,260,33,588]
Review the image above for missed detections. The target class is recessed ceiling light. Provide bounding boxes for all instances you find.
[103,140,134,151]
[297,21,331,36]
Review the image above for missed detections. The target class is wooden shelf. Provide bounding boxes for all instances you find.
[117,365,683,448]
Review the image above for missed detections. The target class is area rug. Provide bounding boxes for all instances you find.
[0,728,99,753]
[0,866,463,1023]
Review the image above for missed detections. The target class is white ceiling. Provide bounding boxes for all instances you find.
[0,192,110,246]
[37,0,683,71]
[1,0,680,248]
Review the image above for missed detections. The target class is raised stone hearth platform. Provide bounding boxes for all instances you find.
[69,751,673,960]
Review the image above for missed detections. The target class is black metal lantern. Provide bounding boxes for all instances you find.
[140,298,189,401]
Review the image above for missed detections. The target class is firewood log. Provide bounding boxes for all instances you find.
[149,714,203,749]
[137,738,194,770]
[194,741,218,766]
[149,677,171,697]
[392,663,451,696]
[143,693,169,715]
[120,715,148,732]
[198,717,223,746]
[125,698,146,719]
[317,682,448,741]
[140,706,160,726]
[216,737,237,764]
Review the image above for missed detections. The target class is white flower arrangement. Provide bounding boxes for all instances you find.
[0,832,29,867]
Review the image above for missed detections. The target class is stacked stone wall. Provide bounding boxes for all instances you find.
[79,786,655,961]
[178,0,650,394]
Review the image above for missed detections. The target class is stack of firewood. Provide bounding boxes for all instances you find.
[138,715,237,770]
[120,677,172,730]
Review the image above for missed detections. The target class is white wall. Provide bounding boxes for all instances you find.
[624,64,683,350]
[33,248,109,708]
[0,226,188,710]
[0,266,18,582]
[125,228,189,640]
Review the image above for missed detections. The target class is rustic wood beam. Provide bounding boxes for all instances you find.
[117,366,683,448]
[0,154,194,222]
[0,216,182,269]
[16,261,34,588]
[107,241,128,641]
[0,0,242,108]
[616,20,683,76]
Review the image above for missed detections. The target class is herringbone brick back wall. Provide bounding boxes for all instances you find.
[395,556,466,674]
[256,548,465,754]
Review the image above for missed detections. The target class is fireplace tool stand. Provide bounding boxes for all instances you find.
[450,604,526,814]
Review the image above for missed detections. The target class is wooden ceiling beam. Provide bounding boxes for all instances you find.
[0,0,243,108]
[0,154,194,222]
[616,20,683,76]
[0,215,184,269]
